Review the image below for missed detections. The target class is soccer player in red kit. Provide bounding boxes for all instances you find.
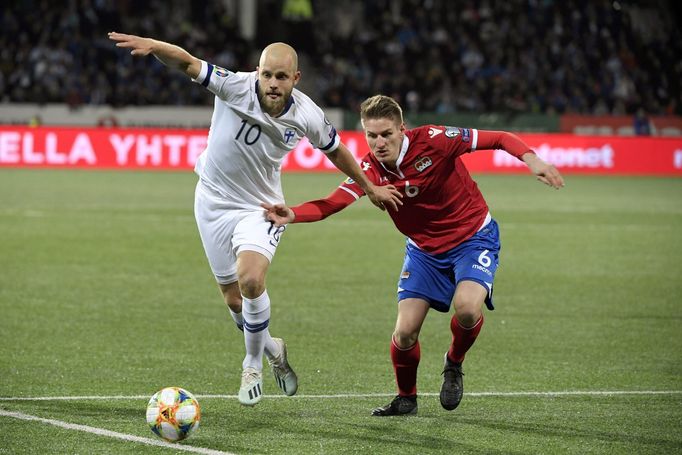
[264,95,564,415]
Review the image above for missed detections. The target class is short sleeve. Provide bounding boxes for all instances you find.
[427,125,479,158]
[302,102,340,153]
[192,60,245,102]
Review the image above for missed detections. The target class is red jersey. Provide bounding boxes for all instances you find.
[292,127,533,254]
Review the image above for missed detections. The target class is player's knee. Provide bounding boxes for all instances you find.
[393,329,418,349]
[455,304,482,327]
[237,273,266,299]
[454,301,480,327]
[456,311,480,328]
[454,294,484,327]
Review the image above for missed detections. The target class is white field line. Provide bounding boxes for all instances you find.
[0,390,681,401]
[0,408,235,455]
[1,391,679,454]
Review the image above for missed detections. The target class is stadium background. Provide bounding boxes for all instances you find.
[1,0,681,173]
[1,1,681,454]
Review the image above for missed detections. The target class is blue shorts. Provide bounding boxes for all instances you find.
[397,219,501,312]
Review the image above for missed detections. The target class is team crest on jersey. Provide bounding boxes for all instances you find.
[414,156,432,172]
[214,66,229,77]
[445,127,460,138]
[428,127,443,138]
[284,128,296,144]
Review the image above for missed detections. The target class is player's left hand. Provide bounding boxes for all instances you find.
[366,184,403,211]
[523,153,565,189]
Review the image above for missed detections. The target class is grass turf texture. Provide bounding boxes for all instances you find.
[1,169,681,454]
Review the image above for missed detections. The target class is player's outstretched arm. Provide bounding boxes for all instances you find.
[476,130,565,190]
[326,143,403,211]
[262,185,357,227]
[108,32,201,79]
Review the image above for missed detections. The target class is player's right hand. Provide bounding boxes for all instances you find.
[262,203,295,227]
[523,153,565,189]
[108,32,155,56]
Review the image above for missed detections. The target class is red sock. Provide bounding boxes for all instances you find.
[447,315,484,363]
[390,337,420,397]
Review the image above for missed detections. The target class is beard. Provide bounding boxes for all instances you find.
[258,88,290,116]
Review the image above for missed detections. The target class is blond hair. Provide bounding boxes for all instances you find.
[360,95,403,124]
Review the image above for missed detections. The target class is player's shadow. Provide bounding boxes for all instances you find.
[456,415,676,450]
[232,406,525,454]
[343,421,527,455]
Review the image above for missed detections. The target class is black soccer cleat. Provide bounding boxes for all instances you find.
[371,395,418,416]
[440,353,464,411]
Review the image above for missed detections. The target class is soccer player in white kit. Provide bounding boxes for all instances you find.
[109,32,403,406]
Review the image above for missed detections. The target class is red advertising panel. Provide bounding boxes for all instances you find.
[0,127,208,169]
[1,127,681,175]
[460,133,682,176]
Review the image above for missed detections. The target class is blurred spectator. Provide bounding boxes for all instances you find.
[633,107,654,135]
[97,114,119,128]
[28,114,41,127]
[1,0,680,116]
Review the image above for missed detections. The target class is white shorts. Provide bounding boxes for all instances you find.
[194,181,286,284]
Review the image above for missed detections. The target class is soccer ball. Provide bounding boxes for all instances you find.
[146,387,201,442]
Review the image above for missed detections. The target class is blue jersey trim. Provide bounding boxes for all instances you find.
[280,95,295,116]
[255,80,296,117]
[202,63,214,87]
[319,127,338,151]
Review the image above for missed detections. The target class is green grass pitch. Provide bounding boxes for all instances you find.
[1,169,681,454]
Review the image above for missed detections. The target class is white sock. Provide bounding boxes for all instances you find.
[229,309,244,331]
[241,290,277,370]
[231,307,277,360]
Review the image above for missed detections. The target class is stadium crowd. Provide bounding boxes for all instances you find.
[1,0,679,115]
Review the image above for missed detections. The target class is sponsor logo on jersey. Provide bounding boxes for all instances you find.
[414,156,432,172]
[428,127,443,138]
[362,161,371,171]
[461,128,471,142]
[284,128,296,144]
[214,66,230,77]
[445,127,460,138]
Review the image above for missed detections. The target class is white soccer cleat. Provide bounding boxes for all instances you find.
[238,367,263,406]
[268,338,298,396]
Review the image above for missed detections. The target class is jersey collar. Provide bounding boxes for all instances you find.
[379,134,410,179]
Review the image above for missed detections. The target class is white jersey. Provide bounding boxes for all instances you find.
[192,60,340,209]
